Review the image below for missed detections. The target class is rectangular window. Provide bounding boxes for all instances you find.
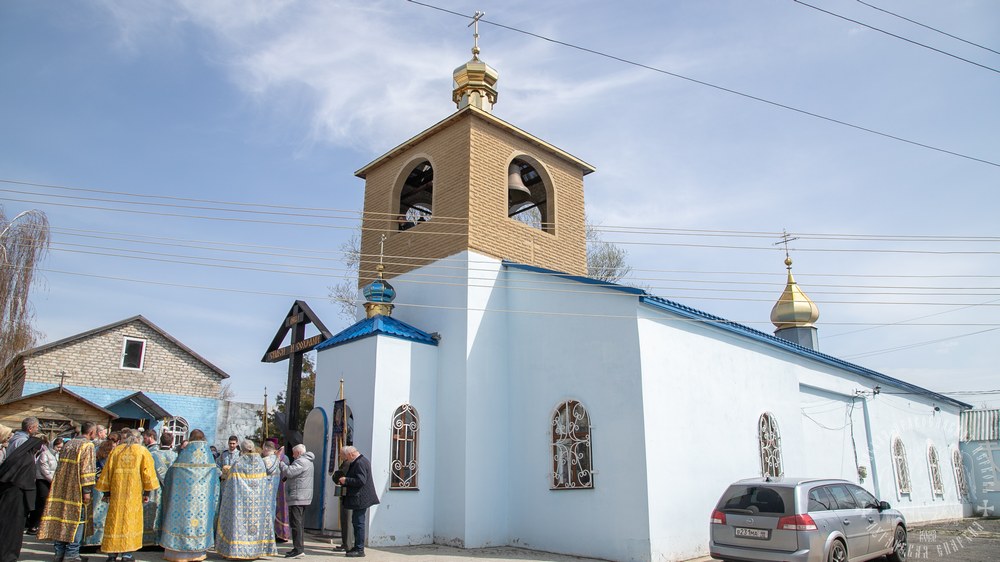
[121,337,146,370]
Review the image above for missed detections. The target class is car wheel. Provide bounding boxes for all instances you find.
[827,539,847,562]
[886,525,907,562]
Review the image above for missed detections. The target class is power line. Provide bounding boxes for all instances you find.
[841,326,1000,359]
[855,0,1000,57]
[405,0,1000,168]
[792,0,1000,74]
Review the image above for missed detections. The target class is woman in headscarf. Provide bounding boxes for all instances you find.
[0,423,13,465]
[0,432,44,562]
[26,435,60,533]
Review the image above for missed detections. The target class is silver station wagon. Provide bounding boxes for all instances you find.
[709,477,907,562]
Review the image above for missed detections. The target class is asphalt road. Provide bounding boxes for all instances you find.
[16,518,1000,562]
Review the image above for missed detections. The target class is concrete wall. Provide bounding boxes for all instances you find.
[216,400,264,445]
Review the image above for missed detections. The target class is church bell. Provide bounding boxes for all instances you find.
[507,162,533,207]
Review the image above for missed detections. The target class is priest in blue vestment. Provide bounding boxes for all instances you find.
[158,430,219,562]
[215,440,277,560]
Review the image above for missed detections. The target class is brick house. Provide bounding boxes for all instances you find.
[0,315,229,444]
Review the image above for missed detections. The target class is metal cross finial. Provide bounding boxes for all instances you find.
[54,370,70,389]
[469,11,485,59]
[773,229,799,263]
[379,234,387,266]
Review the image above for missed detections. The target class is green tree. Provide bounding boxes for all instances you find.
[253,353,315,441]
[1,208,50,373]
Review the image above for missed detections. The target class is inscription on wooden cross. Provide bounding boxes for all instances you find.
[261,300,332,448]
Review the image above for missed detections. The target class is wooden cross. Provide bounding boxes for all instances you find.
[54,370,70,390]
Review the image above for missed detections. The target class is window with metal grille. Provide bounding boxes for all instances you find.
[390,404,419,489]
[927,444,945,495]
[892,437,912,494]
[551,399,593,489]
[952,448,970,500]
[162,417,188,448]
[758,412,783,478]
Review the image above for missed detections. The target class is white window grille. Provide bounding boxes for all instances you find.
[952,448,970,500]
[551,400,593,489]
[162,417,188,448]
[390,404,419,489]
[927,445,944,496]
[758,412,783,478]
[121,337,146,370]
[892,437,912,494]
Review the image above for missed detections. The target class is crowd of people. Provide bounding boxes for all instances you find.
[0,417,379,562]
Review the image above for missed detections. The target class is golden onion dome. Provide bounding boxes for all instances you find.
[770,257,820,329]
[452,13,498,112]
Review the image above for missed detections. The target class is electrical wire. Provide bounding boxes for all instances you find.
[855,0,1000,56]
[792,0,1000,74]
[841,326,1000,359]
[405,0,1000,168]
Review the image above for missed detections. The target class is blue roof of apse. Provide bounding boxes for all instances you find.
[502,261,971,410]
[315,315,438,351]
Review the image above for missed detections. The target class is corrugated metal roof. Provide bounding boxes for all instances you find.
[960,409,1000,442]
[503,261,972,410]
[315,315,438,351]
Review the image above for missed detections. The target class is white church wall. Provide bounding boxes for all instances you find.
[504,266,653,562]
[636,311,804,561]
[315,337,378,532]
[387,251,512,547]
[797,384,873,485]
[368,336,438,546]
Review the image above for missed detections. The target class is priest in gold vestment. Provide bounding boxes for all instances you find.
[95,429,159,562]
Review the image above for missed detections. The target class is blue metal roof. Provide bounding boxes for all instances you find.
[503,261,971,410]
[315,314,438,351]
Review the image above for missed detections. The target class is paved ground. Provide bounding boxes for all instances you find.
[18,519,999,561]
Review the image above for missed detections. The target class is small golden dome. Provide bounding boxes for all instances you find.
[770,257,820,329]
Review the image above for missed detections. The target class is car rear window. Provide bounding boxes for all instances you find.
[718,485,794,516]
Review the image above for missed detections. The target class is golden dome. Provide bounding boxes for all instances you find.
[770,257,820,329]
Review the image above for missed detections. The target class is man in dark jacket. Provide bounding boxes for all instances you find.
[337,446,379,558]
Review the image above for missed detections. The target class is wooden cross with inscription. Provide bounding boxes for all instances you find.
[261,300,333,447]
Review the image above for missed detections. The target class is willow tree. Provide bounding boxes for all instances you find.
[0,208,50,370]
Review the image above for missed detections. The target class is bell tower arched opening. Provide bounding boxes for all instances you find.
[397,160,434,230]
[507,156,552,234]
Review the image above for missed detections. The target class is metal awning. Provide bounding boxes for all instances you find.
[105,391,172,420]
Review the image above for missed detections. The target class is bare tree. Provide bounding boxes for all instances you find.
[586,219,632,284]
[218,381,236,401]
[1,208,50,370]
[328,230,361,322]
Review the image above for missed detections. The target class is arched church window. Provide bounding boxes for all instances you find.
[508,157,551,234]
[892,437,912,494]
[398,161,433,230]
[927,444,944,496]
[952,448,970,500]
[390,404,419,489]
[758,412,783,478]
[162,416,188,448]
[551,400,593,489]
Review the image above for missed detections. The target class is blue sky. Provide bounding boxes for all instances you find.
[2,0,998,408]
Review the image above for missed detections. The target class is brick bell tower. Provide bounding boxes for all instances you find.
[355,27,595,285]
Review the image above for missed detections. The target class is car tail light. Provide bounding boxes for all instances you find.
[710,510,726,525]
[777,514,817,531]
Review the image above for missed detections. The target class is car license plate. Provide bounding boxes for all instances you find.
[734,527,770,540]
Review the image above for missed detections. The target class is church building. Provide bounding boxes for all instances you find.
[312,38,972,561]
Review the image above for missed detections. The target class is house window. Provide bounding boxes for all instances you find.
[390,404,419,489]
[507,157,552,234]
[927,444,944,496]
[397,161,433,230]
[551,399,593,489]
[121,337,146,370]
[952,448,970,500]
[758,412,783,478]
[162,417,188,448]
[892,437,912,494]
